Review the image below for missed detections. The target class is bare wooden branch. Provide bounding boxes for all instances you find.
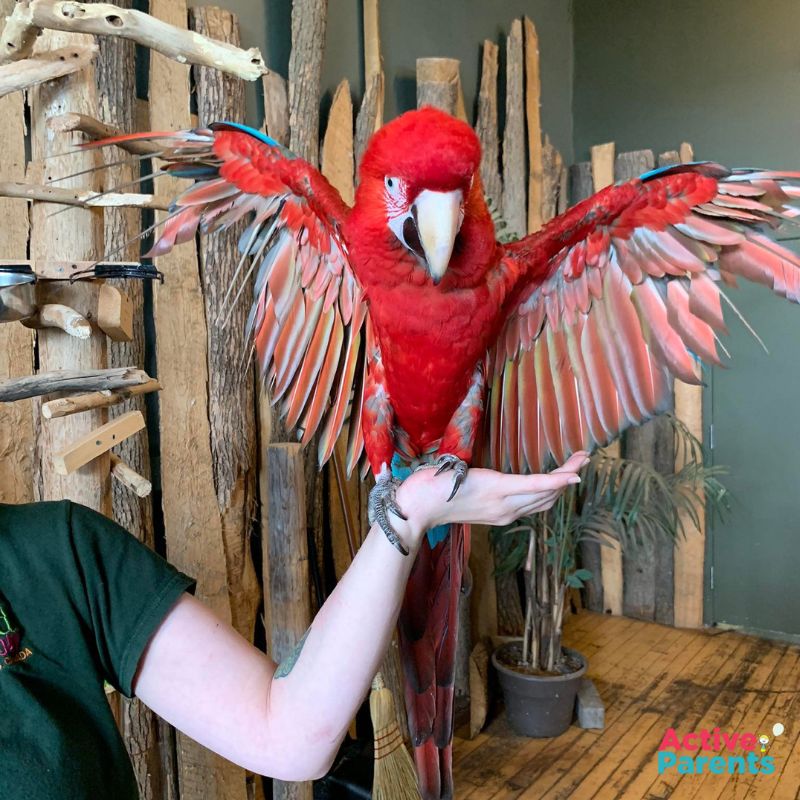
[48,112,160,154]
[0,43,96,96]
[416,57,460,113]
[475,40,501,214]
[0,181,169,209]
[42,379,161,418]
[288,0,327,166]
[22,302,91,338]
[0,367,149,401]
[110,452,151,497]
[2,0,268,79]
[502,19,526,238]
[0,0,41,61]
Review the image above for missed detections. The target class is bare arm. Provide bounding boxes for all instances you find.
[132,453,588,780]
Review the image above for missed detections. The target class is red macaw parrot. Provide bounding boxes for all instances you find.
[95,107,800,799]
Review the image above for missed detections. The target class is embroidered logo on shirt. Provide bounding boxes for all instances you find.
[0,597,29,667]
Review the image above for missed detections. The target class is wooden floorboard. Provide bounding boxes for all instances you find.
[454,612,800,800]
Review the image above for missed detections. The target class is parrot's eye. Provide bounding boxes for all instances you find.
[384,176,404,200]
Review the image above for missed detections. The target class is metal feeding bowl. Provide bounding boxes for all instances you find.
[0,265,36,322]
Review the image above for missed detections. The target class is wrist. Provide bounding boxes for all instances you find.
[392,479,430,549]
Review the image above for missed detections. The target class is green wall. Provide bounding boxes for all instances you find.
[572,0,800,167]
[191,0,575,163]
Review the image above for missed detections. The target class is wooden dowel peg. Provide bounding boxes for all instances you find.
[47,112,161,155]
[110,453,151,498]
[0,45,97,98]
[53,410,145,475]
[22,303,91,338]
[0,367,150,402]
[41,379,161,419]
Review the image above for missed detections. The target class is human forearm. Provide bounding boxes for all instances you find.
[263,515,423,777]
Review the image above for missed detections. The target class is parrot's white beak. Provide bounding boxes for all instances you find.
[413,189,464,284]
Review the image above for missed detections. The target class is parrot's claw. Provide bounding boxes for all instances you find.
[368,475,409,556]
[433,454,469,502]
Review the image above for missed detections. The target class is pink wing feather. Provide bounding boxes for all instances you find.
[488,163,800,472]
[104,125,372,472]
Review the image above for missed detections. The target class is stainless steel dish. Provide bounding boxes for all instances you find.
[0,265,36,322]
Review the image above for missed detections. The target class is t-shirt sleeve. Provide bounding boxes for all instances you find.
[67,502,196,698]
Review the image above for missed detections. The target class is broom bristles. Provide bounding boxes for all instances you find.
[371,673,421,800]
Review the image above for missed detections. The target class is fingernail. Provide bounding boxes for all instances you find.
[569,476,581,484]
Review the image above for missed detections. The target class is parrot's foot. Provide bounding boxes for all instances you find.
[416,454,469,502]
[368,473,409,556]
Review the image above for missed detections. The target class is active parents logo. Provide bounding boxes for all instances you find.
[657,723,786,775]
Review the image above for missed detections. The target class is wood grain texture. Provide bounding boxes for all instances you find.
[416,57,460,114]
[540,135,563,224]
[0,44,98,97]
[266,444,313,800]
[0,0,33,504]
[261,70,288,146]
[524,16,542,234]
[502,19,525,239]
[288,0,327,166]
[29,27,108,511]
[320,79,354,205]
[673,140,704,629]
[191,2,259,647]
[362,0,383,130]
[149,1,243,798]
[354,69,383,171]
[475,40,501,215]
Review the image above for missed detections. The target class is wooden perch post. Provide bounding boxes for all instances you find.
[475,40,501,214]
[41,379,160,418]
[110,452,151,497]
[0,43,96,97]
[1,0,269,79]
[524,17,543,234]
[191,1,259,647]
[0,0,34,505]
[0,367,150,401]
[149,1,244,797]
[266,443,313,800]
[502,19,526,238]
[416,57,461,114]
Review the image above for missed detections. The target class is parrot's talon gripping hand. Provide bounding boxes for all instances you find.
[368,472,410,556]
[433,454,469,502]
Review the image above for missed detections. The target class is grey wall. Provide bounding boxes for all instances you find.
[194,0,575,163]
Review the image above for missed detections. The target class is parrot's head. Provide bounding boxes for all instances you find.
[353,106,495,287]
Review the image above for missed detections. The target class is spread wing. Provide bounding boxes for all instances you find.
[97,123,369,473]
[486,162,800,473]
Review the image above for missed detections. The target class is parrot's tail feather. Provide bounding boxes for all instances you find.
[399,523,468,800]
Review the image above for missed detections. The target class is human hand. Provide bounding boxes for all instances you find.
[394,451,590,543]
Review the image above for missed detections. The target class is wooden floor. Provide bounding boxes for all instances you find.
[454,611,800,799]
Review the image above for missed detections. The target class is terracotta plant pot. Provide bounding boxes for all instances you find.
[492,641,587,738]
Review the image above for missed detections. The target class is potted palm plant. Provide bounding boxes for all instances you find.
[490,415,729,737]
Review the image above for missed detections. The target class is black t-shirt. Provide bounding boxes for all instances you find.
[0,500,195,799]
